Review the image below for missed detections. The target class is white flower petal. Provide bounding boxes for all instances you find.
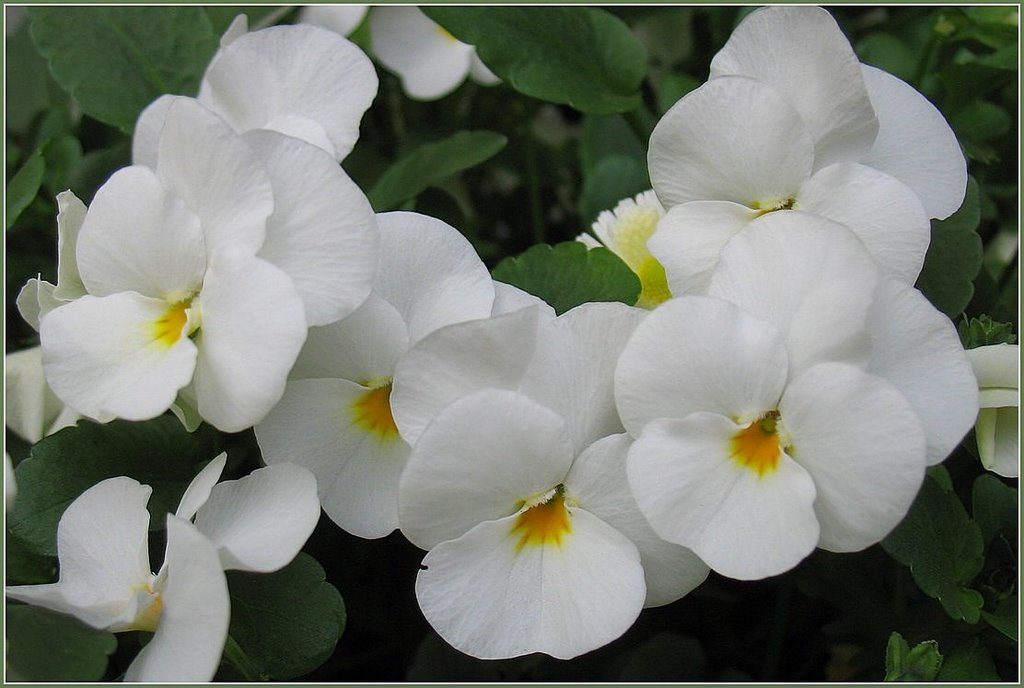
[781,362,927,552]
[370,7,474,100]
[398,389,574,550]
[53,190,88,301]
[175,453,227,521]
[76,165,206,299]
[708,213,880,376]
[246,129,377,326]
[299,4,368,36]
[469,50,500,86]
[375,211,495,344]
[797,162,930,283]
[218,13,247,47]
[615,296,788,437]
[967,344,1019,395]
[194,463,320,572]
[490,281,554,317]
[289,293,409,383]
[199,24,378,161]
[710,5,878,169]
[192,249,307,432]
[976,407,1019,478]
[391,305,544,446]
[866,279,979,465]
[6,346,60,444]
[256,378,409,539]
[132,94,174,170]
[16,278,53,332]
[415,509,645,660]
[628,414,819,580]
[647,201,759,296]
[41,293,198,422]
[859,65,967,220]
[565,433,709,607]
[125,516,229,682]
[649,76,814,209]
[155,97,272,255]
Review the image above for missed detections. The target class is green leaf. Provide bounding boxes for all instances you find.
[884,632,943,681]
[42,134,84,196]
[656,72,701,114]
[578,155,650,225]
[492,241,641,315]
[915,177,983,317]
[981,595,1018,641]
[424,7,646,114]
[5,603,117,681]
[971,474,1017,547]
[8,417,224,556]
[5,533,57,585]
[882,475,986,623]
[935,639,1001,681]
[368,130,507,211]
[958,314,1017,348]
[6,151,45,230]
[855,33,918,83]
[226,553,345,680]
[579,114,645,175]
[28,7,219,133]
[5,17,66,134]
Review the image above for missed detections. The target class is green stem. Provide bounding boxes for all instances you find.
[761,577,794,680]
[223,634,269,681]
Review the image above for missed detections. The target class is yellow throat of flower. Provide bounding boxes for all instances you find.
[598,200,671,308]
[150,297,198,348]
[511,486,572,551]
[730,412,782,477]
[351,379,400,441]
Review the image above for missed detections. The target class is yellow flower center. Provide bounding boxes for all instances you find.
[351,378,399,441]
[730,412,782,477]
[751,197,796,217]
[511,486,572,551]
[604,204,672,309]
[150,299,196,348]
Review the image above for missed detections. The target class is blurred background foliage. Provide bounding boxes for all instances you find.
[5,5,1018,681]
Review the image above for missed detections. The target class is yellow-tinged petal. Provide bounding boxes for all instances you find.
[729,413,782,477]
[352,380,400,440]
[511,488,572,550]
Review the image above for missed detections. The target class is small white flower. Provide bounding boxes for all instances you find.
[299,5,368,37]
[369,6,499,101]
[576,190,671,309]
[5,346,79,444]
[5,455,319,681]
[967,344,1020,477]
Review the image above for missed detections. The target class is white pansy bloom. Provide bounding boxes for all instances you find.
[255,212,495,539]
[576,190,671,309]
[300,5,368,37]
[647,6,965,295]
[393,302,708,658]
[135,20,377,163]
[967,344,1020,477]
[5,346,79,444]
[369,6,499,101]
[6,454,319,681]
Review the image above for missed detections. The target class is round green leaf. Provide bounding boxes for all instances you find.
[6,603,117,681]
[915,177,983,317]
[6,151,45,230]
[578,154,650,226]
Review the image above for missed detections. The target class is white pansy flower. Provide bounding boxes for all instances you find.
[576,190,671,309]
[299,5,368,37]
[967,344,1020,477]
[647,6,965,295]
[6,454,319,681]
[5,346,79,444]
[393,302,706,658]
[255,212,495,539]
[135,19,377,163]
[369,6,499,101]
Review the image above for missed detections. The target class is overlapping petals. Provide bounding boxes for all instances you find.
[967,344,1020,477]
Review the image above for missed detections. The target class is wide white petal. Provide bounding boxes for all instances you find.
[7,477,152,627]
[256,378,409,539]
[132,94,174,169]
[628,414,819,580]
[647,200,759,296]
[566,434,709,607]
[375,211,494,344]
[615,296,788,437]
[194,463,320,572]
[708,213,880,376]
[288,293,409,383]
[16,278,54,332]
[781,362,927,552]
[415,509,645,659]
[76,165,206,299]
[370,7,474,100]
[53,190,88,301]
[490,281,555,317]
[246,129,377,326]
[299,4,368,36]
[175,453,227,522]
[967,343,1020,396]
[5,346,69,444]
[125,516,229,682]
[469,51,501,86]
[797,162,930,283]
[192,249,307,432]
[976,407,1019,478]
[155,97,272,255]
[199,24,378,161]
[859,65,967,219]
[865,279,979,465]
[710,5,878,169]
[40,293,198,421]
[398,389,574,550]
[391,305,544,445]
[649,76,814,209]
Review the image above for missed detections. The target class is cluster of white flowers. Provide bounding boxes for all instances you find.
[4,5,1015,677]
